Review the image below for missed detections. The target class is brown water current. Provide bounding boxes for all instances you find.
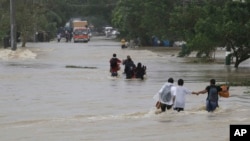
[0,36,250,141]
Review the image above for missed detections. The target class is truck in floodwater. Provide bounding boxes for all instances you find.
[72,21,90,43]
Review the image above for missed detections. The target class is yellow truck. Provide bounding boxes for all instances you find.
[72,21,90,43]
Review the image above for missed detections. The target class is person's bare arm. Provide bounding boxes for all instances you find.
[197,89,207,95]
[191,91,198,95]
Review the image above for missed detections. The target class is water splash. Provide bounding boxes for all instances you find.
[0,48,37,60]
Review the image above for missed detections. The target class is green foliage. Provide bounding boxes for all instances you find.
[0,0,119,47]
[178,44,191,57]
[1,0,250,68]
[0,0,10,45]
[112,0,143,39]
[225,80,250,87]
[222,1,250,68]
[170,1,225,58]
[112,0,179,45]
[169,0,250,68]
[61,0,117,29]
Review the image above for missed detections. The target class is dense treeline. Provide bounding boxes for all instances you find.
[0,0,250,68]
[0,0,118,45]
[112,0,250,68]
[112,0,181,45]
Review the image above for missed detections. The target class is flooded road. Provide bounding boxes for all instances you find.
[0,36,250,141]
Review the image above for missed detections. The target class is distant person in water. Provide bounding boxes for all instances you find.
[109,53,121,77]
[122,55,136,79]
[134,62,146,80]
[121,38,127,48]
[122,56,134,73]
[57,33,61,42]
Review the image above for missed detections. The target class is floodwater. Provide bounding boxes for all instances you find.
[0,36,250,141]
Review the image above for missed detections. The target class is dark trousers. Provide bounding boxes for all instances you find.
[160,103,173,112]
[174,107,184,112]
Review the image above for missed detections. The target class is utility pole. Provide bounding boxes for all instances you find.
[10,0,17,51]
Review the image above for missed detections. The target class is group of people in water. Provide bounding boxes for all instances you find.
[154,78,228,114]
[109,53,228,113]
[109,53,146,80]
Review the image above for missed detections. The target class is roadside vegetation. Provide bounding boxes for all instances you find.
[0,0,117,47]
[0,0,250,68]
[112,0,250,68]
[218,80,250,87]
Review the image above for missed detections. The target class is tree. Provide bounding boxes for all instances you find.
[169,0,250,68]
[223,1,250,68]
[112,0,145,40]
[0,0,12,44]
[1,0,120,48]
[189,1,225,58]
[141,0,177,43]
[63,0,118,31]
[112,0,179,45]
[169,1,205,47]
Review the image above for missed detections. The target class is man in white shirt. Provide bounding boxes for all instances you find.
[173,79,197,112]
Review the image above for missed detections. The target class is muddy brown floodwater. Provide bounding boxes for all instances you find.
[0,36,250,141]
